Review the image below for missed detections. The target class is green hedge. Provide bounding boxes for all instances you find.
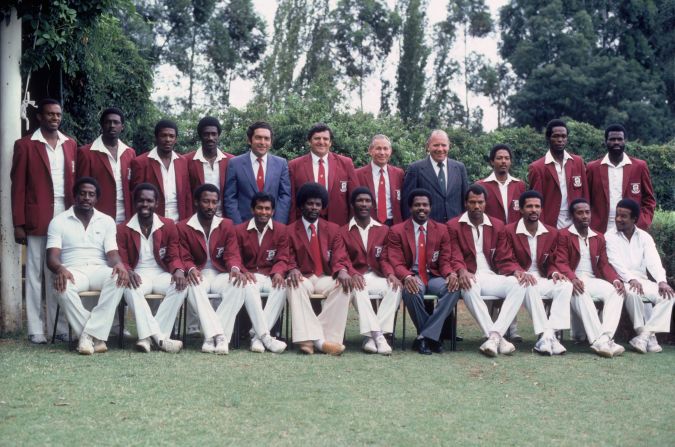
[652,210,675,284]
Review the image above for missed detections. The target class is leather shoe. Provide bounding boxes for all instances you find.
[455,335,463,342]
[320,341,345,356]
[417,338,432,355]
[429,339,444,354]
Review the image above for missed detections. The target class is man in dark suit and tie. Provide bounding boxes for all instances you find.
[401,129,469,223]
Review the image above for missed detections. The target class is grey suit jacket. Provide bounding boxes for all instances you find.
[401,156,468,223]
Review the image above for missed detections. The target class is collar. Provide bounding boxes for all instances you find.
[148,147,179,163]
[348,217,381,231]
[246,218,273,232]
[600,153,632,168]
[515,219,548,237]
[371,161,388,175]
[311,152,327,164]
[65,206,105,223]
[430,156,446,168]
[569,224,597,239]
[126,213,164,236]
[458,212,493,229]
[485,172,517,185]
[90,135,131,158]
[412,220,427,234]
[193,147,225,163]
[32,128,68,146]
[187,213,223,236]
[544,150,573,165]
[249,151,268,165]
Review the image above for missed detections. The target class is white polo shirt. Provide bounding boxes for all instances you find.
[545,150,574,229]
[348,217,381,249]
[605,227,666,283]
[187,213,223,271]
[148,147,180,221]
[46,207,117,267]
[193,147,225,216]
[90,135,133,223]
[484,172,518,223]
[600,153,632,231]
[32,129,68,213]
[515,219,549,275]
[568,225,597,278]
[459,212,493,274]
[247,217,273,245]
[126,213,165,273]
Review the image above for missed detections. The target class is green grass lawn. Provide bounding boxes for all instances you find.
[1,304,674,446]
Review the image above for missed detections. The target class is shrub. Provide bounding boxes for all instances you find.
[651,210,675,284]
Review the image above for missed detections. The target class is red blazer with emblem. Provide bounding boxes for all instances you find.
[287,218,350,277]
[77,143,136,221]
[355,164,404,224]
[477,177,527,224]
[129,151,192,220]
[10,134,77,236]
[501,221,558,277]
[339,223,394,277]
[551,227,619,283]
[177,217,242,272]
[387,218,457,280]
[116,215,183,273]
[234,220,289,277]
[184,149,234,194]
[528,153,588,227]
[288,152,357,225]
[586,156,656,232]
[446,215,519,275]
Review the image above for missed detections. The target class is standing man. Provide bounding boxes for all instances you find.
[586,124,656,233]
[388,188,462,355]
[448,184,527,357]
[605,199,674,354]
[286,183,352,355]
[341,187,401,355]
[288,123,356,225]
[401,129,469,223]
[185,116,234,217]
[77,107,135,223]
[224,121,291,224]
[528,119,588,229]
[354,134,404,225]
[552,199,625,357]
[130,119,192,222]
[11,98,77,343]
[478,144,526,224]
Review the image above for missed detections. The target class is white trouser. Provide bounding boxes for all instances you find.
[624,280,674,333]
[286,274,351,344]
[351,272,401,335]
[243,273,287,336]
[524,276,574,334]
[26,235,67,336]
[461,272,527,337]
[54,264,125,341]
[570,276,623,344]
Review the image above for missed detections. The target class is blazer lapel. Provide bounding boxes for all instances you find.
[97,151,115,181]
[131,230,141,260]
[461,223,477,257]
[599,164,610,202]
[517,233,531,258]
[621,161,634,196]
[327,153,337,193]
[243,154,258,192]
[404,220,416,260]
[302,154,314,185]
[218,155,228,190]
[546,163,561,189]
[35,142,51,173]
[483,224,494,262]
[151,159,165,195]
[318,220,330,262]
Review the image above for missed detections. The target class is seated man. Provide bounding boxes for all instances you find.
[234,192,289,353]
[502,190,573,355]
[605,198,674,354]
[47,177,136,354]
[117,183,207,353]
[388,188,461,355]
[448,184,527,357]
[552,198,626,358]
[179,184,284,354]
[341,187,401,355]
[286,183,352,355]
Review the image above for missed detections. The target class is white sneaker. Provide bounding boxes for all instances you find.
[93,339,108,354]
[214,335,229,355]
[534,337,552,355]
[159,338,182,353]
[498,337,516,355]
[77,333,94,355]
[590,340,613,358]
[362,337,377,354]
[261,334,286,353]
[480,338,499,357]
[609,340,625,357]
[629,336,648,354]
[375,335,392,355]
[136,338,151,353]
[647,334,662,353]
[550,338,567,355]
[250,337,265,353]
[201,337,216,353]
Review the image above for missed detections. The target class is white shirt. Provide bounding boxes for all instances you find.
[90,136,132,223]
[568,225,597,278]
[412,220,428,274]
[431,157,448,189]
[459,212,493,274]
[126,213,165,272]
[193,148,225,216]
[348,217,381,249]
[371,162,392,220]
[311,152,329,188]
[32,129,68,208]
[515,219,549,275]
[247,218,273,245]
[545,150,574,229]
[484,172,519,222]
[187,213,223,271]
[148,147,180,221]
[601,153,632,231]
[302,217,319,241]
[46,207,117,267]
[605,227,666,283]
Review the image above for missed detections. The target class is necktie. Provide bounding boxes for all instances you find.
[256,158,265,192]
[418,226,428,285]
[437,162,446,193]
[377,168,387,223]
[309,223,323,276]
[318,158,326,189]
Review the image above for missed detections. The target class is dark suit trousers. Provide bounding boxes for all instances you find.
[402,276,460,342]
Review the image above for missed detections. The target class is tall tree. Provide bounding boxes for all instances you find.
[396,0,429,123]
[467,55,515,128]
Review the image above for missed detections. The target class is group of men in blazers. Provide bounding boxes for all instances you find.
[11,98,673,357]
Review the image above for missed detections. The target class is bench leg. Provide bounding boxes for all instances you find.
[51,305,60,344]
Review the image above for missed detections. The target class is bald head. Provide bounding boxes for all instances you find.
[425,129,450,163]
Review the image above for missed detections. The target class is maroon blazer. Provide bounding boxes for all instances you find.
[502,221,558,277]
[11,133,77,236]
[287,218,350,277]
[586,156,656,232]
[339,223,394,277]
[446,215,519,275]
[116,215,183,273]
[177,216,242,272]
[129,151,192,220]
[477,177,527,224]
[387,218,457,280]
[234,220,289,277]
[528,153,588,226]
[288,152,357,225]
[355,164,404,224]
[552,227,619,283]
[184,149,234,194]
[77,142,136,221]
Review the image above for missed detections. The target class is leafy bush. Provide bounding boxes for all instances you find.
[651,210,675,283]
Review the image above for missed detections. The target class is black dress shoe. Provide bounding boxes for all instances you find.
[417,338,432,355]
[429,339,444,354]
[455,335,463,342]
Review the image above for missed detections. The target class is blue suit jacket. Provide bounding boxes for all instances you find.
[223,151,292,224]
[401,156,468,223]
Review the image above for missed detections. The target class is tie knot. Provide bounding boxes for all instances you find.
[380,168,385,174]
[318,158,324,165]
[257,157,263,163]
[309,223,316,231]
[437,162,444,168]
[419,226,425,233]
